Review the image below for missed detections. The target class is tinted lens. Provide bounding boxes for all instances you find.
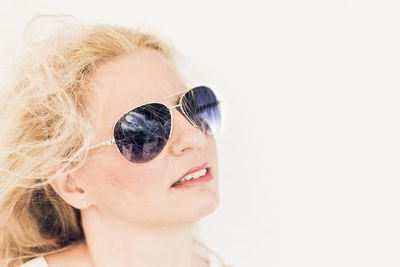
[114,103,171,163]
[181,86,221,135]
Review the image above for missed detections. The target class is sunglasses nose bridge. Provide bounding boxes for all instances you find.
[169,104,199,132]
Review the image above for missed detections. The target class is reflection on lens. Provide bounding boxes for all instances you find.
[181,86,222,135]
[114,103,171,163]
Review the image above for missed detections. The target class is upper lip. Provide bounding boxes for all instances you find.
[171,162,210,186]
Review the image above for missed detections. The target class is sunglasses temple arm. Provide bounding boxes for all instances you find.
[89,139,116,150]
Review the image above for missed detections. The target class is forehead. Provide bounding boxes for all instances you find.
[87,49,186,138]
[90,49,185,104]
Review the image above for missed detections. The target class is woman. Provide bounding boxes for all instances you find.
[0,17,226,267]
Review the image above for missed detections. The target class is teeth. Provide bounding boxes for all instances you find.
[174,168,207,185]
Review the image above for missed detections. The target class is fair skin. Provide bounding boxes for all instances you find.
[49,49,219,267]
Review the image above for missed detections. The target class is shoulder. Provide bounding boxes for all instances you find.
[19,256,48,267]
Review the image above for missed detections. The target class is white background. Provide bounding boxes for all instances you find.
[1,1,400,266]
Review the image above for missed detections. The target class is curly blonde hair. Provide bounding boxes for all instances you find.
[0,15,181,267]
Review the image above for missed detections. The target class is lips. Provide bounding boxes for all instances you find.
[171,162,210,187]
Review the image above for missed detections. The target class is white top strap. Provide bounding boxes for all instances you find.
[193,242,225,267]
[19,256,47,267]
[19,246,225,267]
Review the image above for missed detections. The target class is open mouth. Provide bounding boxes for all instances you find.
[171,167,210,187]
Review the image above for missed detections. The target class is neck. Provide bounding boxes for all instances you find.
[80,208,206,267]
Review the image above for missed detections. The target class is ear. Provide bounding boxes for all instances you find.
[49,173,92,210]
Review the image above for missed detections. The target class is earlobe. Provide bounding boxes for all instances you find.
[49,173,91,209]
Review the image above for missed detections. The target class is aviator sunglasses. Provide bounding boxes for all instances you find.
[89,86,222,163]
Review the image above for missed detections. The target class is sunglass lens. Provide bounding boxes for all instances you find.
[113,103,171,163]
[181,86,221,135]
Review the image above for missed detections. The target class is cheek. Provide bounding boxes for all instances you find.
[82,152,168,206]
[81,154,182,226]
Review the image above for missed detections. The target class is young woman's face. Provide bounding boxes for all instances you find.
[77,49,219,227]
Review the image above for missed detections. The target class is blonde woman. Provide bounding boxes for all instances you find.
[0,17,227,267]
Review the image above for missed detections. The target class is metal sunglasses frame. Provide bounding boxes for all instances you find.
[88,86,221,151]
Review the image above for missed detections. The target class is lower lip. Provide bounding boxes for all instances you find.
[171,171,213,189]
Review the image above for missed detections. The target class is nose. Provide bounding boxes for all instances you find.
[168,108,205,156]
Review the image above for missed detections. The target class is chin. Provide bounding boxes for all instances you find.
[184,190,220,224]
[200,192,219,215]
